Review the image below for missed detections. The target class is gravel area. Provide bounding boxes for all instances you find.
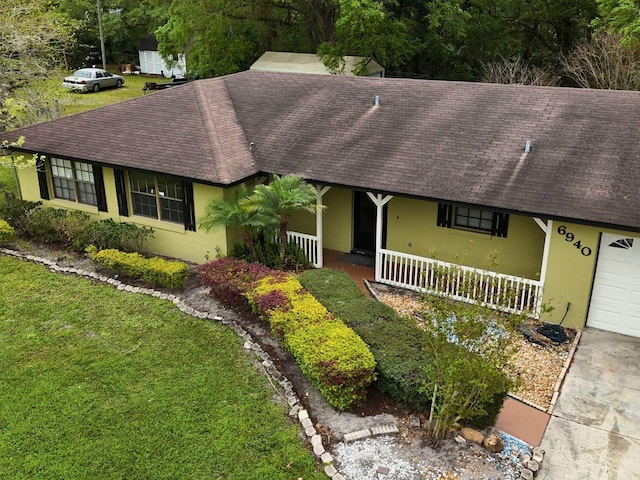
[332,431,532,480]
[373,284,575,411]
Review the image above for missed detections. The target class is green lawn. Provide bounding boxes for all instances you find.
[0,165,17,198]
[0,257,324,480]
[8,69,155,122]
[57,72,153,116]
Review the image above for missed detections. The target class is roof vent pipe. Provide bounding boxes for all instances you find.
[374,95,380,106]
[525,140,531,153]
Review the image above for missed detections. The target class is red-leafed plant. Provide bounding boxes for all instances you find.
[198,257,278,310]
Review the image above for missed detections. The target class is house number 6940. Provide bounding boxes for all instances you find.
[557,225,592,256]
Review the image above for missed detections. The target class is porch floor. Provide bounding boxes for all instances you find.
[322,249,375,296]
[321,248,550,446]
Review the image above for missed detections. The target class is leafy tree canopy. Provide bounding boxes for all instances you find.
[54,0,169,66]
[592,0,640,47]
[0,0,79,131]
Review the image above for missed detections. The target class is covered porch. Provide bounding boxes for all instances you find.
[287,186,553,319]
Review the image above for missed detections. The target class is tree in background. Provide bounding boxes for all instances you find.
[155,0,318,77]
[0,0,79,131]
[318,0,418,75]
[54,0,169,67]
[562,33,640,89]
[147,0,601,82]
[461,0,597,80]
[592,0,640,47]
[481,55,560,85]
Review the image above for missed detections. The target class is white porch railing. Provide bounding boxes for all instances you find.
[287,231,320,268]
[378,248,543,318]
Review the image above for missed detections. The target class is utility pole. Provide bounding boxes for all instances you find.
[97,0,107,70]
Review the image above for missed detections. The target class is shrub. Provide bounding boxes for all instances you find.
[198,258,275,310]
[24,207,69,243]
[229,234,312,271]
[252,289,291,319]
[86,219,154,252]
[1,198,154,253]
[0,195,41,233]
[60,210,94,251]
[23,208,93,250]
[248,275,376,410]
[0,219,15,244]
[419,296,519,438]
[299,268,430,406]
[298,268,513,433]
[92,249,189,289]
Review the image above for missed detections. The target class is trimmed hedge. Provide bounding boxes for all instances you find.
[198,258,377,410]
[248,275,376,410]
[298,268,509,427]
[92,249,189,290]
[0,219,14,244]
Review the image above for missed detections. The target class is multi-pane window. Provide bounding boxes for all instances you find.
[50,157,97,206]
[437,203,508,237]
[129,171,184,223]
[454,207,493,232]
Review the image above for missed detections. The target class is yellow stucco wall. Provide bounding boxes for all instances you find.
[320,187,353,252]
[386,197,545,279]
[17,166,227,264]
[288,186,353,253]
[540,222,599,329]
[288,190,546,278]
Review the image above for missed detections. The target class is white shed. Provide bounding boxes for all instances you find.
[138,35,186,78]
[250,51,385,77]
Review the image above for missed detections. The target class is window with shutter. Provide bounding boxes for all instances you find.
[437,203,509,238]
[129,171,191,227]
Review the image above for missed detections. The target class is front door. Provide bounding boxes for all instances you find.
[352,191,387,255]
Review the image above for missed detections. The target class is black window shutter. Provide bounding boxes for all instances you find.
[114,169,129,216]
[182,181,196,231]
[36,158,50,200]
[436,203,453,228]
[492,212,509,238]
[93,165,108,212]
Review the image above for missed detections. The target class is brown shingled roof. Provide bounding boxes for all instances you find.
[3,70,640,230]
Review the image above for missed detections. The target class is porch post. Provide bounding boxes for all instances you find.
[366,192,393,281]
[539,219,553,286]
[315,185,331,268]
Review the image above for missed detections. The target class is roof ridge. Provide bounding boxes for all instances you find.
[193,79,256,183]
[193,81,225,181]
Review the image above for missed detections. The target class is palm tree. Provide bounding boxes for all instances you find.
[198,184,275,261]
[249,174,322,260]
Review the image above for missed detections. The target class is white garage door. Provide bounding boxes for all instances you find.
[587,232,640,337]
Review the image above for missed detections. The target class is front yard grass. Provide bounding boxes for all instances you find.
[0,256,324,480]
[56,72,153,116]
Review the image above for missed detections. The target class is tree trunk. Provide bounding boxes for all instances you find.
[242,231,258,261]
[279,215,289,260]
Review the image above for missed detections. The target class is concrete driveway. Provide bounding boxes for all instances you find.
[539,328,640,480]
